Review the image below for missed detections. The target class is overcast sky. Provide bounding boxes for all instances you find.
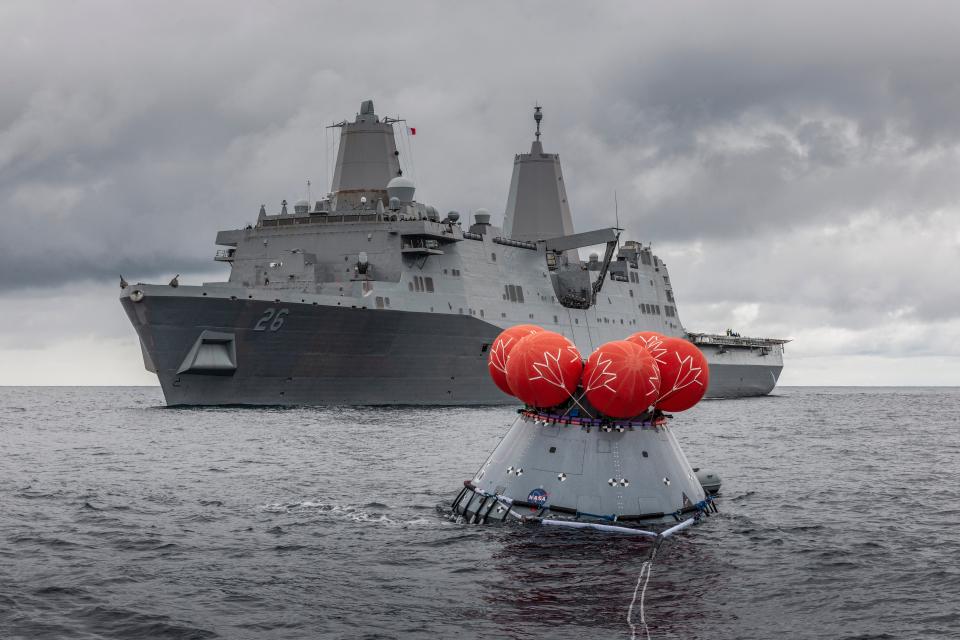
[1,1,958,385]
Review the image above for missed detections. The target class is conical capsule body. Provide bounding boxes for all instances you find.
[453,411,706,525]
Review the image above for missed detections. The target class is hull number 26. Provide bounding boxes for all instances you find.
[254,308,288,332]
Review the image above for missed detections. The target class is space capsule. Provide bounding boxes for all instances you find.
[452,328,719,530]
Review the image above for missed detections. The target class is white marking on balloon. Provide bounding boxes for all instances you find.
[489,336,513,373]
[634,335,668,365]
[647,363,661,400]
[662,353,703,398]
[529,348,572,390]
[584,353,618,394]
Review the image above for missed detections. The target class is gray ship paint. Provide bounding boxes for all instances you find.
[503,106,576,243]
[120,101,786,406]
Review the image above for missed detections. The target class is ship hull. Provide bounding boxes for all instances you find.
[123,292,505,406]
[696,345,783,398]
[702,362,781,398]
[123,291,782,406]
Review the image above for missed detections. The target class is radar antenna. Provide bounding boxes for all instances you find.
[614,190,620,230]
[534,104,543,141]
[614,190,621,251]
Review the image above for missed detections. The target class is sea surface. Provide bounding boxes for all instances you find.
[1,386,958,640]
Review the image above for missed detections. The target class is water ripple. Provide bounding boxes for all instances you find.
[1,386,957,639]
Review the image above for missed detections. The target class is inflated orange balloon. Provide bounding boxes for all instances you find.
[487,324,543,395]
[582,340,661,418]
[505,331,582,408]
[655,337,710,412]
[626,331,668,367]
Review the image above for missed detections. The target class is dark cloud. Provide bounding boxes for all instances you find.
[0,2,958,353]
[0,1,960,384]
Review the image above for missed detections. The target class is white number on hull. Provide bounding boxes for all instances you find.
[254,308,289,332]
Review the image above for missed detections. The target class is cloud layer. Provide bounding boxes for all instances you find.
[1,1,958,384]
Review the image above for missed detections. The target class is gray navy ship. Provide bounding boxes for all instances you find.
[120,100,787,406]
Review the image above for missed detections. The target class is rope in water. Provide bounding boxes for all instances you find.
[456,484,705,638]
[624,516,699,639]
[627,553,654,640]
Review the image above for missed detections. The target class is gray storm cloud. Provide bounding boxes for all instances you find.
[1,0,958,374]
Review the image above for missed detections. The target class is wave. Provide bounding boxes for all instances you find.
[258,500,444,528]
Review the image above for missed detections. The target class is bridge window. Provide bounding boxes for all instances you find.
[491,253,497,261]
[425,277,434,292]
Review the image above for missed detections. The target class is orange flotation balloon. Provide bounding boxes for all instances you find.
[654,337,710,412]
[505,331,583,408]
[582,340,661,418]
[487,324,543,395]
[626,331,669,367]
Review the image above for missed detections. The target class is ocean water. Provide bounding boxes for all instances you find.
[1,386,958,640]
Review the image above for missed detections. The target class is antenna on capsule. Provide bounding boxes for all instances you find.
[534,104,543,141]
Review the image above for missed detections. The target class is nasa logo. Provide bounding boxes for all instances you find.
[527,488,549,509]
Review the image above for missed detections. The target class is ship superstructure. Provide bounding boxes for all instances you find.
[120,100,786,405]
